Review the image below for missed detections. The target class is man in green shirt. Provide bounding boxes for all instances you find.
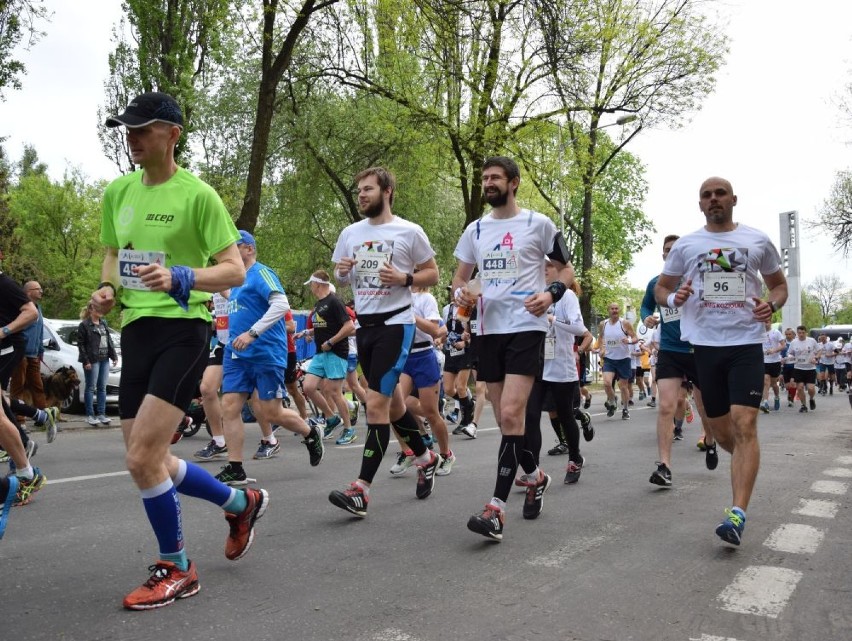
[93,92,269,610]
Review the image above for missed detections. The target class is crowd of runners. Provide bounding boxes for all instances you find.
[1,91,849,611]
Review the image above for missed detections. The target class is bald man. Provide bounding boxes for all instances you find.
[654,177,788,546]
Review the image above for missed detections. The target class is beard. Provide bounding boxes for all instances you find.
[484,187,509,208]
[360,199,384,219]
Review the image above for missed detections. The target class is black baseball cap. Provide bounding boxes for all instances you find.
[105,92,184,129]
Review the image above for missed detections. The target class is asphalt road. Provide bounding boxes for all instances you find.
[3,392,852,641]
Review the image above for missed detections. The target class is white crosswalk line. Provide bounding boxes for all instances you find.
[823,467,852,478]
[810,480,848,495]
[763,523,824,554]
[792,498,839,518]
[833,455,852,465]
[717,565,802,618]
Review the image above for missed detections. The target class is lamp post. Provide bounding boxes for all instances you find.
[557,114,639,238]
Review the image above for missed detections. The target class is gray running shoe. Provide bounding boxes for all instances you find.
[195,439,228,461]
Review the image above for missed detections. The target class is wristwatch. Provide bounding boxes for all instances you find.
[248,328,259,338]
[404,273,414,287]
[1,326,9,336]
[768,300,778,313]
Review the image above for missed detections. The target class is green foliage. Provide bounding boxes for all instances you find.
[0,0,49,100]
[3,148,105,320]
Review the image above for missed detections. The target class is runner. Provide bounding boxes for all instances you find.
[327,166,441,517]
[453,156,574,541]
[598,303,637,420]
[786,325,818,413]
[760,321,786,412]
[641,234,715,489]
[98,92,267,609]
[654,176,787,545]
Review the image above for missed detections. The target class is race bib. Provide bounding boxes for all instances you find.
[544,336,556,360]
[702,272,745,303]
[355,248,392,281]
[118,249,166,290]
[469,320,479,335]
[481,250,519,281]
[661,306,682,323]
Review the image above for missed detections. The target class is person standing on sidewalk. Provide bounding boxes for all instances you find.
[77,304,118,426]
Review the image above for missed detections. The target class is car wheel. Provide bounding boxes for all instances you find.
[62,391,83,414]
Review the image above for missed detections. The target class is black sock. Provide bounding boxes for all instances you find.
[493,435,524,502]
[391,410,427,457]
[358,423,390,483]
[459,395,474,424]
[228,461,244,473]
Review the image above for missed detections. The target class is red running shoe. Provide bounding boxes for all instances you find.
[123,560,200,610]
[225,487,270,561]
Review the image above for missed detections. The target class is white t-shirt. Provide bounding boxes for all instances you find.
[332,216,435,325]
[817,340,837,365]
[661,223,783,346]
[411,292,441,347]
[543,290,587,383]
[762,328,785,364]
[839,342,852,366]
[787,336,818,370]
[454,209,558,335]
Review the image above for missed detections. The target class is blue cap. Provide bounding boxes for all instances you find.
[237,230,256,247]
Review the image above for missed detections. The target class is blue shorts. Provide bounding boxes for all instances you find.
[603,357,632,381]
[403,349,442,389]
[222,357,286,400]
[307,351,348,380]
[347,354,359,374]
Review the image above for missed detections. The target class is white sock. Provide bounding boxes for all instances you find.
[213,435,225,447]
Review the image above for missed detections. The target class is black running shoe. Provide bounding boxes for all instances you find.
[799,405,808,413]
[577,410,594,442]
[547,442,569,456]
[809,398,816,410]
[467,504,504,541]
[606,401,616,418]
[302,425,325,466]
[583,395,591,410]
[415,451,440,499]
[649,462,672,487]
[215,463,248,487]
[705,442,719,470]
[564,456,584,485]
[673,426,683,440]
[328,483,369,517]
[621,408,630,420]
[522,471,552,520]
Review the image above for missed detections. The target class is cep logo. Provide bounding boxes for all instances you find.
[145,213,175,224]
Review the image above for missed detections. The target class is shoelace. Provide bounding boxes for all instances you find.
[343,483,365,498]
[143,563,175,588]
[723,508,744,528]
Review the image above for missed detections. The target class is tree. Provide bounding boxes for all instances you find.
[806,274,848,326]
[813,170,852,257]
[233,0,340,232]
[533,0,728,321]
[0,0,49,100]
[99,0,232,170]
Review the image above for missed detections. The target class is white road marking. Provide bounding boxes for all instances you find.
[717,565,802,618]
[689,635,744,641]
[369,629,419,641]
[810,480,848,495]
[527,524,623,568]
[49,470,130,484]
[763,523,824,554]
[792,498,840,519]
[823,467,852,478]
[833,455,852,465]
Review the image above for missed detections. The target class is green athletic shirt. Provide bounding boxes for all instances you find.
[101,167,240,328]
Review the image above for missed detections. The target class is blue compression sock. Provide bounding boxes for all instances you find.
[141,479,185,566]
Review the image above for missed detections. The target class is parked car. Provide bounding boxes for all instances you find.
[41,318,122,413]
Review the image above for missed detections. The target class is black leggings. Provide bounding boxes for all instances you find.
[526,378,581,462]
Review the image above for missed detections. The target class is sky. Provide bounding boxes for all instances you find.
[1,0,851,291]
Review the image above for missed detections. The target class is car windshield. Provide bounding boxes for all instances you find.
[52,324,121,349]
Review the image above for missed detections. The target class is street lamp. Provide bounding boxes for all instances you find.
[557,114,639,237]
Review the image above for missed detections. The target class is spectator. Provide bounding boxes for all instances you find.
[77,304,118,426]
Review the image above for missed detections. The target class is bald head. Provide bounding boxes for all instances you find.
[698,176,737,227]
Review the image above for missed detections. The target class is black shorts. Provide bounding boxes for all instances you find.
[477,331,544,383]
[285,350,297,384]
[208,343,224,366]
[763,362,782,378]
[655,350,699,386]
[792,368,817,386]
[119,317,210,419]
[693,344,764,418]
[443,351,474,373]
[356,324,414,397]
[0,338,25,390]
